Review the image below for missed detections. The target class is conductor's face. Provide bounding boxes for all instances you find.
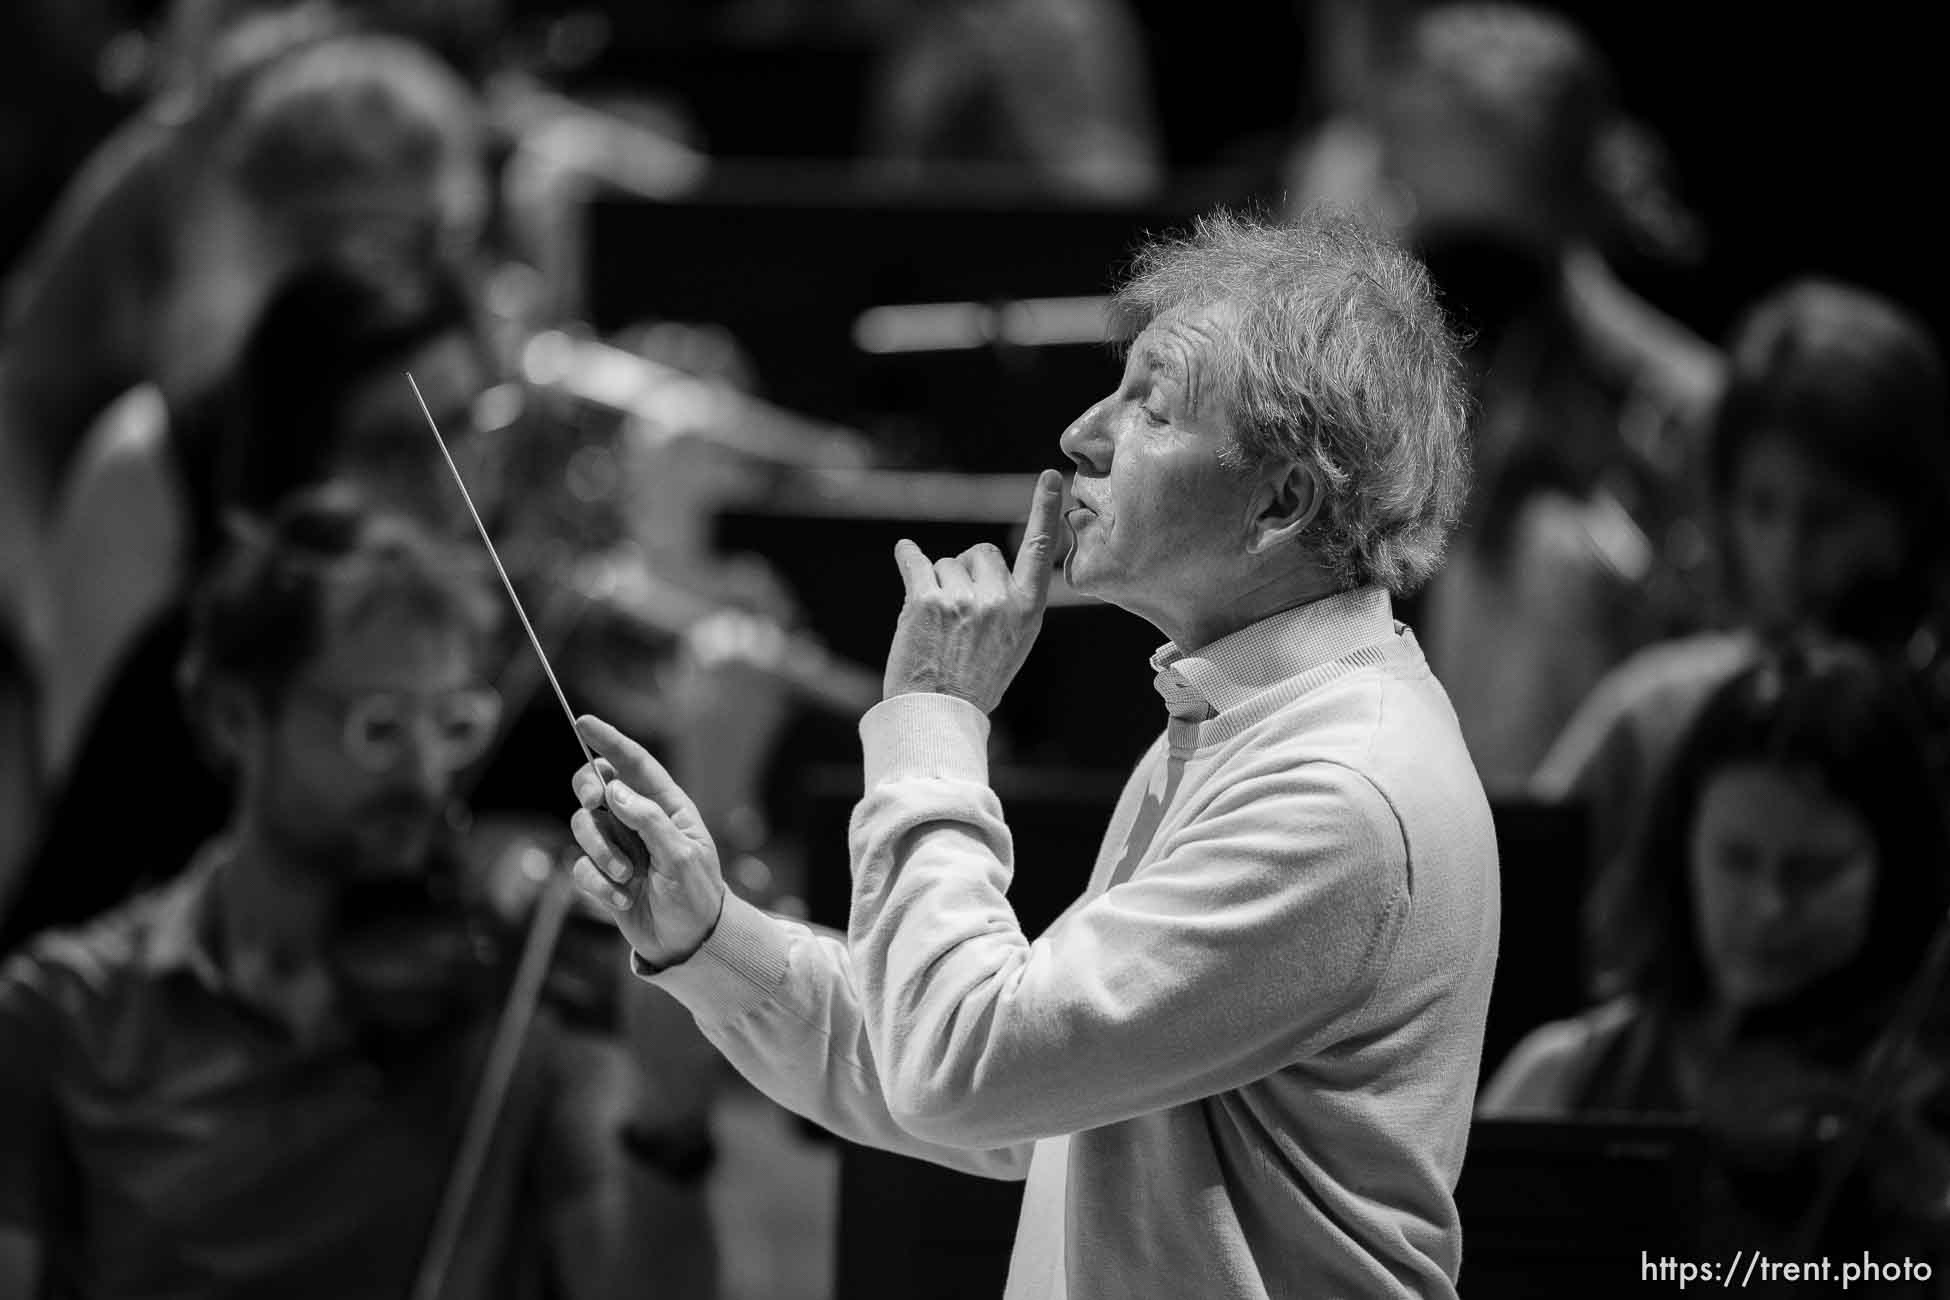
[1058,305,1257,636]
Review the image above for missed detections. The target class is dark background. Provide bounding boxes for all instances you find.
[548,0,1945,346]
[5,2,1939,347]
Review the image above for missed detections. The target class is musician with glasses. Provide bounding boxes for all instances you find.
[0,486,638,1299]
[4,257,498,950]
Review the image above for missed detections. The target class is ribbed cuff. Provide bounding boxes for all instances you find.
[631,892,790,1023]
[860,692,990,787]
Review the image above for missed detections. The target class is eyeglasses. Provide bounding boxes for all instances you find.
[291,685,503,774]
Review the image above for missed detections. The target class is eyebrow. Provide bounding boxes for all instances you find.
[1134,345,1204,417]
[1136,345,1185,385]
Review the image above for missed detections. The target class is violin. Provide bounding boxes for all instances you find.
[1688,916,1950,1258]
[322,813,628,1057]
[1694,1038,1950,1231]
[325,345,830,1055]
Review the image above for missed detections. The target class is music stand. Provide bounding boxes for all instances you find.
[582,181,1201,467]
[1457,1116,1704,1299]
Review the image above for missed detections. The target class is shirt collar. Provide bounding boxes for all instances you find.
[1149,586,1395,718]
[142,842,231,991]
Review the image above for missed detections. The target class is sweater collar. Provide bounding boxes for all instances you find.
[1148,586,1395,719]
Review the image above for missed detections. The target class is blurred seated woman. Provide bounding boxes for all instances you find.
[1533,279,1950,893]
[1483,646,1950,1269]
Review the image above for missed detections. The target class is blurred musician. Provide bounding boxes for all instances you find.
[1535,279,1950,899]
[1484,646,1950,1278]
[0,489,643,1300]
[1309,3,1723,788]
[0,6,488,906]
[7,259,496,945]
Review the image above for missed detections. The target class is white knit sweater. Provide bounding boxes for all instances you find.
[643,586,1501,1299]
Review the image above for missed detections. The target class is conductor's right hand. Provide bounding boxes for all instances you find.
[569,714,727,970]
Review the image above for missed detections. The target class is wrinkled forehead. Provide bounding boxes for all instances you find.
[1120,303,1241,414]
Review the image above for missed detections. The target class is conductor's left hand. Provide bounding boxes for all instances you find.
[882,469,1065,712]
[568,714,726,970]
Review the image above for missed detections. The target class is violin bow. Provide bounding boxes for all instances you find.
[410,862,575,1300]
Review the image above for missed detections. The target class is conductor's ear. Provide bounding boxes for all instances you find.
[1247,461,1323,556]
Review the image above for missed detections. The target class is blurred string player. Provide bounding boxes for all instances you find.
[1485,645,1950,1280]
[0,0,732,901]
[16,250,884,950]
[1535,279,1950,890]
[17,260,501,944]
[4,252,889,1296]
[0,485,684,1298]
[1285,2,1722,788]
[0,2,493,921]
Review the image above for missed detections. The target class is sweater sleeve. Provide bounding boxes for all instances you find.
[848,693,1411,1150]
[636,892,1030,1181]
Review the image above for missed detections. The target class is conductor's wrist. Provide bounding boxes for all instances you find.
[634,883,727,973]
[675,883,729,964]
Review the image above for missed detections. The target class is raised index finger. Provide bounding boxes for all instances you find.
[1012,469,1065,602]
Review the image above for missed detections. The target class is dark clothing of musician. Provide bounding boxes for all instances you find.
[1482,998,1950,1285]
[0,843,602,1299]
[0,603,219,954]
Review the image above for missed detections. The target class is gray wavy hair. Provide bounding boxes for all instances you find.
[1111,207,1473,594]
